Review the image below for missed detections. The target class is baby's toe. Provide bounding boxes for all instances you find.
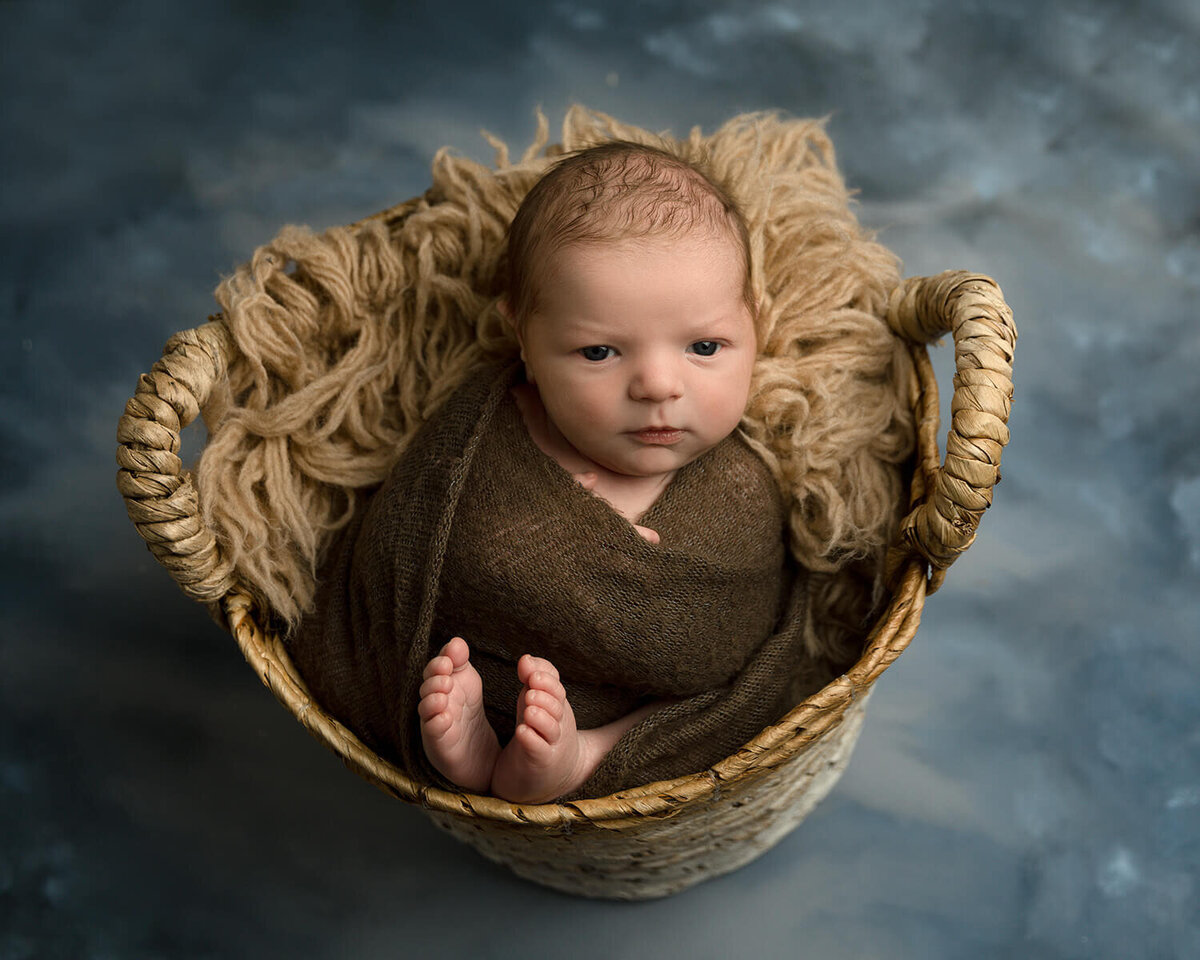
[517,654,559,686]
[441,636,470,667]
[419,674,452,698]
[521,704,561,744]
[522,687,564,721]
[417,691,448,721]
[422,654,453,680]
[423,712,453,739]
[513,722,555,761]
[527,671,566,704]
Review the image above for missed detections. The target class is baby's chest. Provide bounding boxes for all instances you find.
[586,472,674,526]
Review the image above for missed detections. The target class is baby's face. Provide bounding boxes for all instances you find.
[518,229,756,479]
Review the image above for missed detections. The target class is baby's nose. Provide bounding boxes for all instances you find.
[628,359,683,402]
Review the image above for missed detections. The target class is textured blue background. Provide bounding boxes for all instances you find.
[3,1,1198,957]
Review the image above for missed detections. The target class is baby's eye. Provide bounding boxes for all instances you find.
[579,345,615,362]
[689,340,721,357]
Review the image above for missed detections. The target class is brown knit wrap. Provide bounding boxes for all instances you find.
[289,361,826,798]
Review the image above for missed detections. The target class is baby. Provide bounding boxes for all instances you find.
[417,142,763,802]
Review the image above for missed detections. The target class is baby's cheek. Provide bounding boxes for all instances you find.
[701,393,743,439]
[566,398,614,439]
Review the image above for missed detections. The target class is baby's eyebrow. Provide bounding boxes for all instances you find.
[687,313,747,333]
[554,315,616,338]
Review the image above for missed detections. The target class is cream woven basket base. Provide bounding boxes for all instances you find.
[428,692,869,899]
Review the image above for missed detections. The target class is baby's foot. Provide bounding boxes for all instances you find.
[418,636,500,792]
[490,655,590,803]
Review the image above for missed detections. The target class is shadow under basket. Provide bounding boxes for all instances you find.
[118,243,1014,899]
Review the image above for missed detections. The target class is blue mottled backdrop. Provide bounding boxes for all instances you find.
[3,1,1198,957]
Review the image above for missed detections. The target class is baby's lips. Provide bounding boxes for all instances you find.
[631,427,685,445]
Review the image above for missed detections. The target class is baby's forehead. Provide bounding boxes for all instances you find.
[545,224,745,273]
[527,232,750,328]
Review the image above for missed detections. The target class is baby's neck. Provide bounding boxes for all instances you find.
[512,383,676,525]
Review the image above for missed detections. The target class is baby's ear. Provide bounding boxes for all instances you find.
[499,298,527,355]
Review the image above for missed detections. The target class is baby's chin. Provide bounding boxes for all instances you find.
[586,444,711,480]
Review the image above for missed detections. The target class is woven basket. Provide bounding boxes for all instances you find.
[117,195,1015,898]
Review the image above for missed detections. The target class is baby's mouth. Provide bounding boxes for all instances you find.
[632,427,684,445]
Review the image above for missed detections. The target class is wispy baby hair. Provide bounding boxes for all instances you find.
[505,140,754,325]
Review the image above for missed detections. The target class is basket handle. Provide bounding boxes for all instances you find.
[116,319,238,603]
[886,270,1016,571]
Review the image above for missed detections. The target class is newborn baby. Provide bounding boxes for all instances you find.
[418,141,770,802]
[291,140,815,805]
